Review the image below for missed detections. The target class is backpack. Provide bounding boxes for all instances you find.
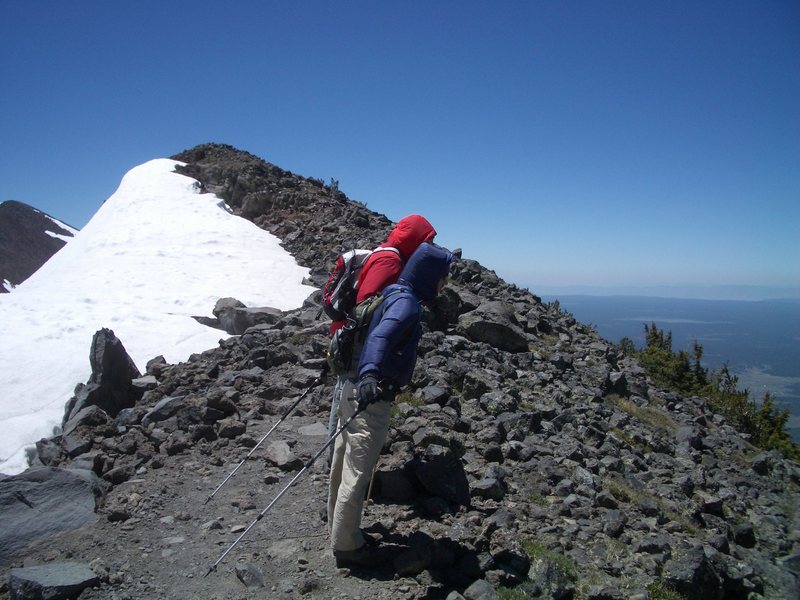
[321,247,400,321]
[326,289,404,375]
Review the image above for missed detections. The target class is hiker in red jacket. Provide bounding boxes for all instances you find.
[328,214,437,334]
[327,215,436,444]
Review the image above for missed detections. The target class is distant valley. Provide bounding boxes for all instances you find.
[543,294,800,441]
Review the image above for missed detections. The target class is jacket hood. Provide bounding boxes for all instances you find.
[397,242,454,302]
[384,215,436,260]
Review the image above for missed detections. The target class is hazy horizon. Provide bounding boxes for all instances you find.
[541,294,800,442]
[531,284,800,302]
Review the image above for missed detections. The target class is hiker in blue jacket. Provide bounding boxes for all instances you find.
[327,242,454,568]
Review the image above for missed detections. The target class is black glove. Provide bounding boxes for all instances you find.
[357,373,380,410]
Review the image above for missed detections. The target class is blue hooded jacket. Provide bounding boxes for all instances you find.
[357,243,454,386]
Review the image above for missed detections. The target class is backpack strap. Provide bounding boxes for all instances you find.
[371,246,401,258]
[352,288,406,328]
[353,246,402,293]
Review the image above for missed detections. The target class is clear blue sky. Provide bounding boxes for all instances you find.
[2,1,798,297]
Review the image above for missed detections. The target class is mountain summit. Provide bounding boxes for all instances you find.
[0,200,77,292]
[1,144,798,599]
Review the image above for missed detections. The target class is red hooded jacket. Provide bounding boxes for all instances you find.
[329,214,436,334]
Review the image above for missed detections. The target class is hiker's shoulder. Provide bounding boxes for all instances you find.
[382,283,416,297]
[367,246,402,264]
[380,285,420,312]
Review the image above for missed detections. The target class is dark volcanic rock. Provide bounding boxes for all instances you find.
[0,200,76,292]
[63,329,142,424]
[9,561,99,599]
[0,467,105,562]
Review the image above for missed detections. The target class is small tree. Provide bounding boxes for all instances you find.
[751,393,798,460]
[621,323,799,460]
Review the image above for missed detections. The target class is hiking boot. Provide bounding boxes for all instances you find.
[334,544,387,568]
[361,530,380,547]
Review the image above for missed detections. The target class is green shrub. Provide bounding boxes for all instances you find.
[607,395,677,434]
[646,580,687,600]
[522,540,577,580]
[497,588,529,600]
[618,323,800,460]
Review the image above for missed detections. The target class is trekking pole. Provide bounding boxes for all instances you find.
[204,401,365,577]
[202,364,329,505]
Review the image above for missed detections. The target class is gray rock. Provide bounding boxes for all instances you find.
[131,375,158,394]
[0,468,104,562]
[525,554,576,600]
[162,431,191,456]
[265,440,302,471]
[603,509,627,538]
[234,562,265,588]
[102,464,135,485]
[62,329,141,423]
[394,544,433,577]
[661,545,723,600]
[603,371,629,397]
[778,552,800,575]
[213,297,283,335]
[412,445,470,506]
[458,302,529,353]
[9,562,100,600]
[217,417,246,439]
[472,478,505,501]
[463,578,499,600]
[375,468,416,502]
[733,522,756,548]
[141,396,187,427]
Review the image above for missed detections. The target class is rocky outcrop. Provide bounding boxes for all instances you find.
[195,297,285,335]
[172,144,395,287]
[62,328,142,432]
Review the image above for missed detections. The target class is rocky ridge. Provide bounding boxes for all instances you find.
[1,143,798,600]
[0,200,76,292]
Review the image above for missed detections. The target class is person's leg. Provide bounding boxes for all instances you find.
[329,392,391,552]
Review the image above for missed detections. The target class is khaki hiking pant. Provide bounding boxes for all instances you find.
[327,379,392,552]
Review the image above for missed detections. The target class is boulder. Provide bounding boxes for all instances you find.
[523,554,576,600]
[235,562,266,589]
[661,545,723,600]
[411,445,470,507]
[60,405,111,458]
[0,467,105,562]
[213,297,283,335]
[62,329,141,423]
[463,579,499,600]
[141,396,187,427]
[265,440,302,471]
[457,302,529,353]
[9,561,100,600]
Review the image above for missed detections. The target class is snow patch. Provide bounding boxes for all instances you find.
[0,158,317,474]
